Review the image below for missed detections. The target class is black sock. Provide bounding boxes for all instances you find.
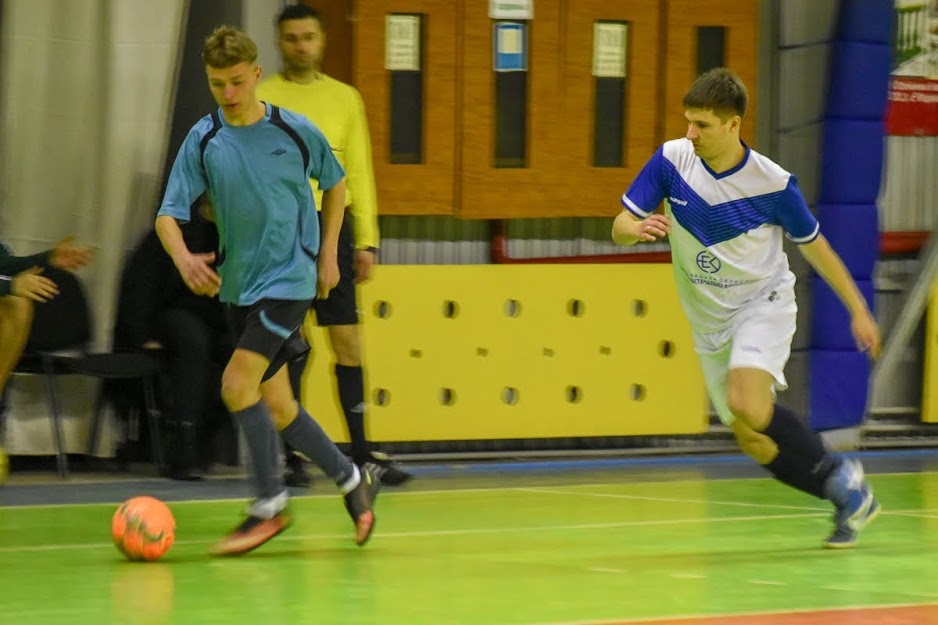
[335,364,369,461]
[761,404,837,483]
[763,448,826,499]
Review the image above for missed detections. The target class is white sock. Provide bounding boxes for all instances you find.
[339,464,361,494]
[247,489,289,519]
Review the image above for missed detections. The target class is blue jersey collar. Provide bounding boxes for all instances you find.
[700,141,750,180]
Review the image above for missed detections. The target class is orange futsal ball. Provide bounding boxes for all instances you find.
[111,496,176,561]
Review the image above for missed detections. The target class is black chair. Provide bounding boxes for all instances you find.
[14,267,164,478]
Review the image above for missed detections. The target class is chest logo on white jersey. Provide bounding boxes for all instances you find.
[695,251,722,274]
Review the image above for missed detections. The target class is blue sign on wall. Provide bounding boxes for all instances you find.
[493,22,527,72]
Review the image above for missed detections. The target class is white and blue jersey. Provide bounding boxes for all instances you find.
[159,103,345,306]
[622,138,818,333]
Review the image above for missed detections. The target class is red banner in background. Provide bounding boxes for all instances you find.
[885,77,938,136]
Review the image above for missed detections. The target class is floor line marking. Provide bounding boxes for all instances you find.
[0,467,932,509]
[516,487,828,512]
[0,510,828,554]
[513,601,938,625]
[518,487,938,519]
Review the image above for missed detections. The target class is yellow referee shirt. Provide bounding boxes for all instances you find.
[257,73,379,250]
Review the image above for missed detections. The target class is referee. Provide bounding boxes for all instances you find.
[258,4,411,486]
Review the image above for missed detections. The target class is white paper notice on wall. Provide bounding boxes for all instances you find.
[489,0,533,20]
[592,22,628,78]
[498,27,523,55]
[385,15,421,71]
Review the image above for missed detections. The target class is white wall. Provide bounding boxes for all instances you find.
[0,0,186,455]
[243,0,287,80]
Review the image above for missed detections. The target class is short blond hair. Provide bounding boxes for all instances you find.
[202,25,258,68]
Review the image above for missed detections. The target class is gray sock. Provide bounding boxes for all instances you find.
[234,401,285,500]
[280,406,355,486]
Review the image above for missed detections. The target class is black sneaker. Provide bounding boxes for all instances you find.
[343,463,381,546]
[364,451,413,486]
[284,452,312,488]
[167,465,204,482]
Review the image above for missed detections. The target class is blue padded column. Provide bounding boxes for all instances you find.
[826,42,892,119]
[809,351,872,431]
[836,1,895,43]
[811,277,876,351]
[809,0,893,431]
[820,120,886,204]
[815,204,879,280]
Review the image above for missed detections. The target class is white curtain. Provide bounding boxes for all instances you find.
[0,0,187,453]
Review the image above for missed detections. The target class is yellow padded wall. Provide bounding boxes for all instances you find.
[300,264,708,441]
[922,280,938,423]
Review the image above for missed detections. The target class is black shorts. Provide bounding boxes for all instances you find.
[225,299,312,381]
[312,211,359,326]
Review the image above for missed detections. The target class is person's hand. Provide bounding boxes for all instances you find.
[48,236,94,270]
[851,309,881,359]
[11,267,58,302]
[636,214,671,242]
[354,248,377,284]
[175,252,221,297]
[317,253,340,300]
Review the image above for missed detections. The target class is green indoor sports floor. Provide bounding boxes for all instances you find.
[2,452,938,625]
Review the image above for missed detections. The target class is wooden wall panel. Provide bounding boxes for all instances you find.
[458,1,565,218]
[561,0,660,216]
[301,0,353,84]
[663,0,760,146]
[355,0,457,215]
[352,0,761,219]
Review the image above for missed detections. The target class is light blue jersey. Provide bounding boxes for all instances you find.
[622,138,818,332]
[159,103,345,305]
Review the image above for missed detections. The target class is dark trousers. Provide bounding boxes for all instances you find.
[155,308,232,470]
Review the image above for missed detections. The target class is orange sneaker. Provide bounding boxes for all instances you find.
[210,512,293,556]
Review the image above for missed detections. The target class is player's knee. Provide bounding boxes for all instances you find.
[0,295,32,327]
[220,368,255,412]
[329,326,362,366]
[734,432,776,464]
[265,395,298,429]
[219,379,242,411]
[726,391,771,430]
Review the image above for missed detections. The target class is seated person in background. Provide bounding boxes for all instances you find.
[113,211,232,481]
[0,236,93,399]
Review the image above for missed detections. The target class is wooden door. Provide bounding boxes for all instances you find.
[662,0,760,145]
[559,0,661,216]
[302,0,354,84]
[355,0,458,215]
[459,0,565,218]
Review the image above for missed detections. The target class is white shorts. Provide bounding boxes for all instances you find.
[693,288,797,425]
